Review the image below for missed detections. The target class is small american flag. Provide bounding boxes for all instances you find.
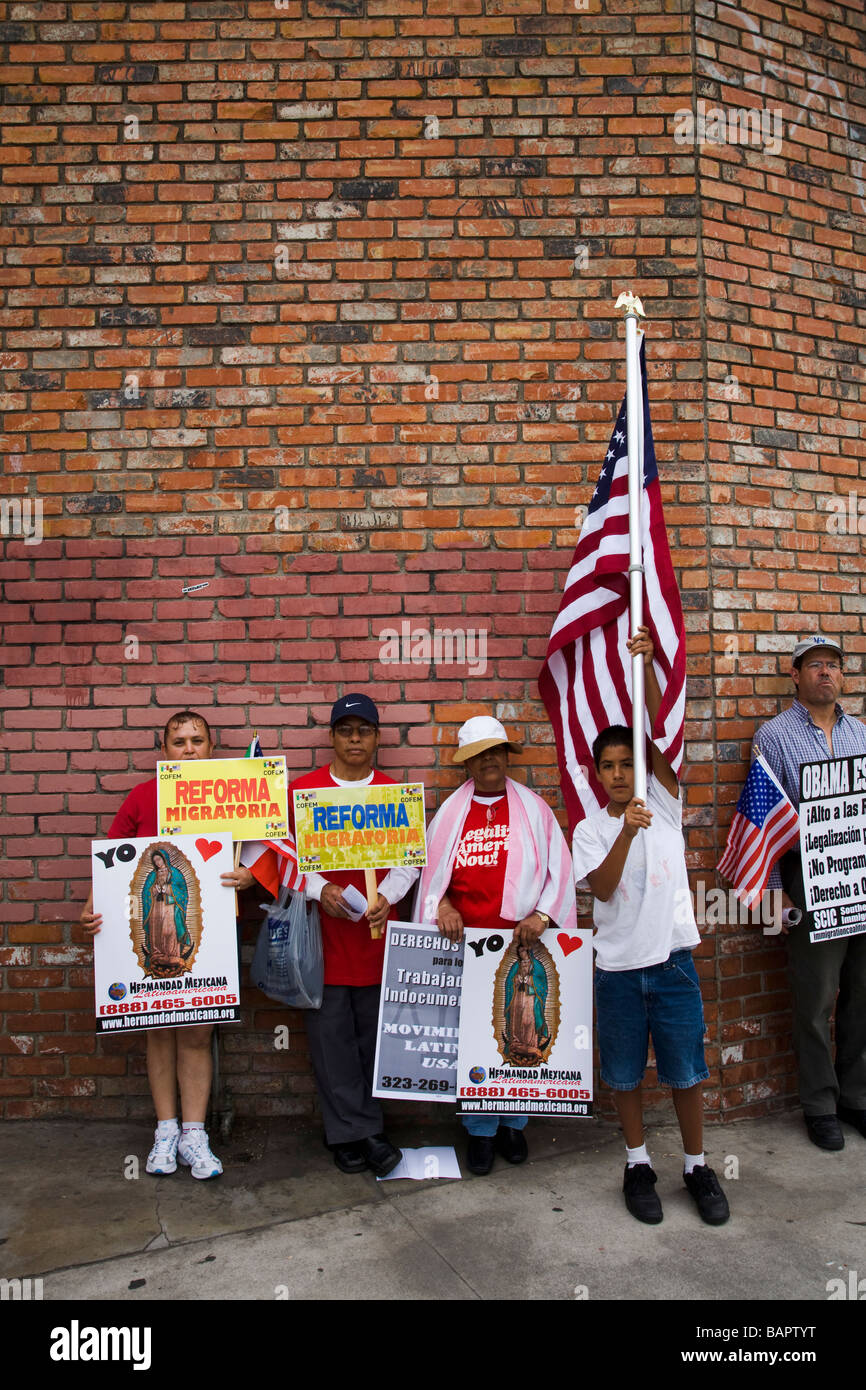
[717,754,800,906]
[539,338,686,832]
[240,733,305,896]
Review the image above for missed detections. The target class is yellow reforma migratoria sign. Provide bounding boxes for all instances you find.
[157,757,289,841]
[294,782,428,873]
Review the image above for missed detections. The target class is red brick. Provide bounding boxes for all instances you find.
[0,5,858,1123]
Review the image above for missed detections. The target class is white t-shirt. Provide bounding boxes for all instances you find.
[571,777,699,971]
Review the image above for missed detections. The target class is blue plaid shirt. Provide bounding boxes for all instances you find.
[752,700,866,888]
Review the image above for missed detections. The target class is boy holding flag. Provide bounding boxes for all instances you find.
[572,630,730,1227]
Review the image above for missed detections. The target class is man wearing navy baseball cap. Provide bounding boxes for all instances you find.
[753,634,866,1151]
[288,693,419,1176]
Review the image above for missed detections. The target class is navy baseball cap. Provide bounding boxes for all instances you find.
[330,693,380,727]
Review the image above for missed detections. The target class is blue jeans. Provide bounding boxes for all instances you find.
[595,949,709,1091]
[462,1113,529,1137]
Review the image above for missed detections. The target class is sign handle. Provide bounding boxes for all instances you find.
[365,867,382,939]
[233,839,242,915]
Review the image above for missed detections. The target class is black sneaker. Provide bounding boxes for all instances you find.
[806,1113,844,1151]
[332,1142,369,1175]
[495,1125,528,1165]
[360,1134,402,1177]
[622,1162,663,1224]
[466,1135,496,1175]
[684,1164,730,1225]
[835,1106,865,1139]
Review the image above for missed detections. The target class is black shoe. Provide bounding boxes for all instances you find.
[359,1134,402,1177]
[683,1165,730,1226]
[495,1125,528,1164]
[837,1106,866,1138]
[332,1142,369,1174]
[805,1113,845,1151]
[622,1163,663,1224]
[466,1135,495,1175]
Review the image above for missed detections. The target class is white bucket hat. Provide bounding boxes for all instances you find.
[452,715,523,764]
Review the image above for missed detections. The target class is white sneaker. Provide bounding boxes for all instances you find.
[146,1127,179,1175]
[177,1128,223,1180]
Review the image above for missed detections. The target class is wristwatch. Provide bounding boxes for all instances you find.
[535,911,549,927]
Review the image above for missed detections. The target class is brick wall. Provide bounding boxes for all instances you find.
[0,0,863,1122]
[698,0,866,1118]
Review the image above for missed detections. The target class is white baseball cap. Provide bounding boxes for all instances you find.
[792,635,843,666]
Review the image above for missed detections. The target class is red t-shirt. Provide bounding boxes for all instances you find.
[109,777,158,838]
[447,796,513,934]
[289,765,400,988]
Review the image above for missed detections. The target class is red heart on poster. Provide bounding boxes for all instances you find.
[558,933,582,956]
[195,839,222,862]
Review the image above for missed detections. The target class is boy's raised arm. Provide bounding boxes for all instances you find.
[627,625,678,798]
[584,799,653,901]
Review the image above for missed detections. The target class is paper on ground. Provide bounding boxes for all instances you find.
[376,1146,461,1181]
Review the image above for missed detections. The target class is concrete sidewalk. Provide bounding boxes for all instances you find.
[1,1111,863,1301]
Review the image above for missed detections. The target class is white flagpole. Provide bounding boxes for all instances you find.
[616,291,647,801]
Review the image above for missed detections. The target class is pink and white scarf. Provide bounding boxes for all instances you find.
[413,778,577,931]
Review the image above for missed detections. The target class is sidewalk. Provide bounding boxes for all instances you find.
[1,1111,863,1301]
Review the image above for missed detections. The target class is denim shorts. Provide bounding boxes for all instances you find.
[594,949,709,1091]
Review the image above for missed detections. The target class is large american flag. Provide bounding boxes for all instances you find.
[539,338,686,832]
[239,733,305,896]
[717,754,800,906]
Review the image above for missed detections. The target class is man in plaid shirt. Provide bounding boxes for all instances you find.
[753,635,866,1152]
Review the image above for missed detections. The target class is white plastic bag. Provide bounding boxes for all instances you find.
[251,889,323,1009]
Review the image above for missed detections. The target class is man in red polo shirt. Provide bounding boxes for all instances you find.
[274,693,418,1177]
[80,710,252,1180]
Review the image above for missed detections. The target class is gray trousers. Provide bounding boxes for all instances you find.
[304,984,384,1145]
[782,852,866,1115]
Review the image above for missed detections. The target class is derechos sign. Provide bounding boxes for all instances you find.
[799,753,866,943]
[157,756,289,842]
[293,781,427,874]
[373,924,463,1102]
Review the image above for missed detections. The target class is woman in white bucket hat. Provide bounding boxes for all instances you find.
[414,715,577,1174]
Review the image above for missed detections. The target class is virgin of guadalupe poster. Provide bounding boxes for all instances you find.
[457,927,593,1117]
[131,842,202,978]
[91,834,240,1033]
[496,940,559,1067]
